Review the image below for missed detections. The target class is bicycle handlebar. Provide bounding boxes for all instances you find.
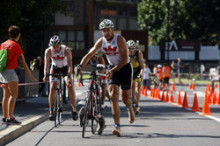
[78,71,106,87]
[81,71,106,77]
[47,73,70,78]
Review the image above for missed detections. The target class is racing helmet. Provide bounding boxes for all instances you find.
[157,64,162,68]
[127,40,136,49]
[49,35,61,47]
[99,19,114,30]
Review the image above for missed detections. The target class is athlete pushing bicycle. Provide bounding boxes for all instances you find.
[43,35,78,121]
[77,19,135,137]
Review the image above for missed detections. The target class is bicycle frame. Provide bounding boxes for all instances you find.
[80,71,105,138]
[48,73,68,127]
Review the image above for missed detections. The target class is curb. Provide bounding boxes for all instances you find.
[0,113,48,145]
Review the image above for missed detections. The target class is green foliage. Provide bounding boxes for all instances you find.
[0,0,68,61]
[138,0,220,45]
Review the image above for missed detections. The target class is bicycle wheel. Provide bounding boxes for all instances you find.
[82,94,91,138]
[58,91,63,125]
[54,92,59,127]
[96,84,102,113]
[91,93,98,134]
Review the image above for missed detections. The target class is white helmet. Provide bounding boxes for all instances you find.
[99,19,114,30]
[49,35,61,47]
[157,64,162,68]
[127,40,136,50]
[127,40,136,47]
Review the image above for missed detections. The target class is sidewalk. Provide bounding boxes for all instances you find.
[0,83,88,145]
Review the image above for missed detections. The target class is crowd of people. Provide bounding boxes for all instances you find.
[0,21,184,137]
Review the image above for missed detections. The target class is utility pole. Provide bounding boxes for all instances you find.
[166,0,170,63]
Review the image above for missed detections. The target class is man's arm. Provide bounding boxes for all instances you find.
[80,38,102,68]
[110,35,128,74]
[18,54,37,82]
[138,50,144,79]
[65,47,73,75]
[44,48,51,77]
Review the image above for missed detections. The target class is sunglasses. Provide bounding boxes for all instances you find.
[129,47,136,50]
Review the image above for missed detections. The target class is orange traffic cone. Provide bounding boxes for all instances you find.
[157,89,161,100]
[169,90,174,103]
[161,90,165,101]
[141,86,144,95]
[216,92,220,105]
[208,91,212,104]
[191,83,195,90]
[212,91,217,105]
[165,90,169,102]
[144,87,148,96]
[191,93,201,112]
[77,81,81,87]
[189,83,192,90]
[176,91,182,106]
[182,91,189,108]
[200,95,212,116]
[172,83,175,91]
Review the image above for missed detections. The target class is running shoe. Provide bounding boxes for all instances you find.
[6,117,21,125]
[72,111,78,121]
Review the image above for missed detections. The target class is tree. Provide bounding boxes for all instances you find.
[138,0,220,45]
[0,0,68,61]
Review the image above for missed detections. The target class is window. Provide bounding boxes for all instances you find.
[59,31,66,41]
[77,31,84,41]
[56,30,85,50]
[118,18,126,30]
[68,31,75,41]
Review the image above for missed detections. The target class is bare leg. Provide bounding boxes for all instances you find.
[66,79,77,112]
[109,84,121,136]
[121,89,135,124]
[2,84,10,119]
[7,81,18,118]
[49,82,56,109]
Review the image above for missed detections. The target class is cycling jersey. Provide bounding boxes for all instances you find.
[130,51,141,80]
[100,34,129,66]
[50,45,67,68]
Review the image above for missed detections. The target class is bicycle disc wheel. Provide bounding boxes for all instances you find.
[82,95,91,138]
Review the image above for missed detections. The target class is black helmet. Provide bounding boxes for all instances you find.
[49,35,61,47]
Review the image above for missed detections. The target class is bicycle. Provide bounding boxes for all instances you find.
[47,73,68,127]
[78,68,106,138]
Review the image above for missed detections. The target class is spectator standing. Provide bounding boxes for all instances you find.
[0,25,37,124]
[143,63,151,90]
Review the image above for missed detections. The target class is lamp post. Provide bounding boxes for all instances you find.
[218,36,220,90]
[166,0,170,63]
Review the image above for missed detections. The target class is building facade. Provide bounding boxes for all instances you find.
[45,0,143,64]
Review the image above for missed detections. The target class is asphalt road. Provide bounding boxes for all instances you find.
[4,83,220,146]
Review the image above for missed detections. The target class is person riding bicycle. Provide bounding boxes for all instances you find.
[127,40,144,114]
[77,19,135,137]
[156,64,164,89]
[162,62,171,89]
[43,35,78,121]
